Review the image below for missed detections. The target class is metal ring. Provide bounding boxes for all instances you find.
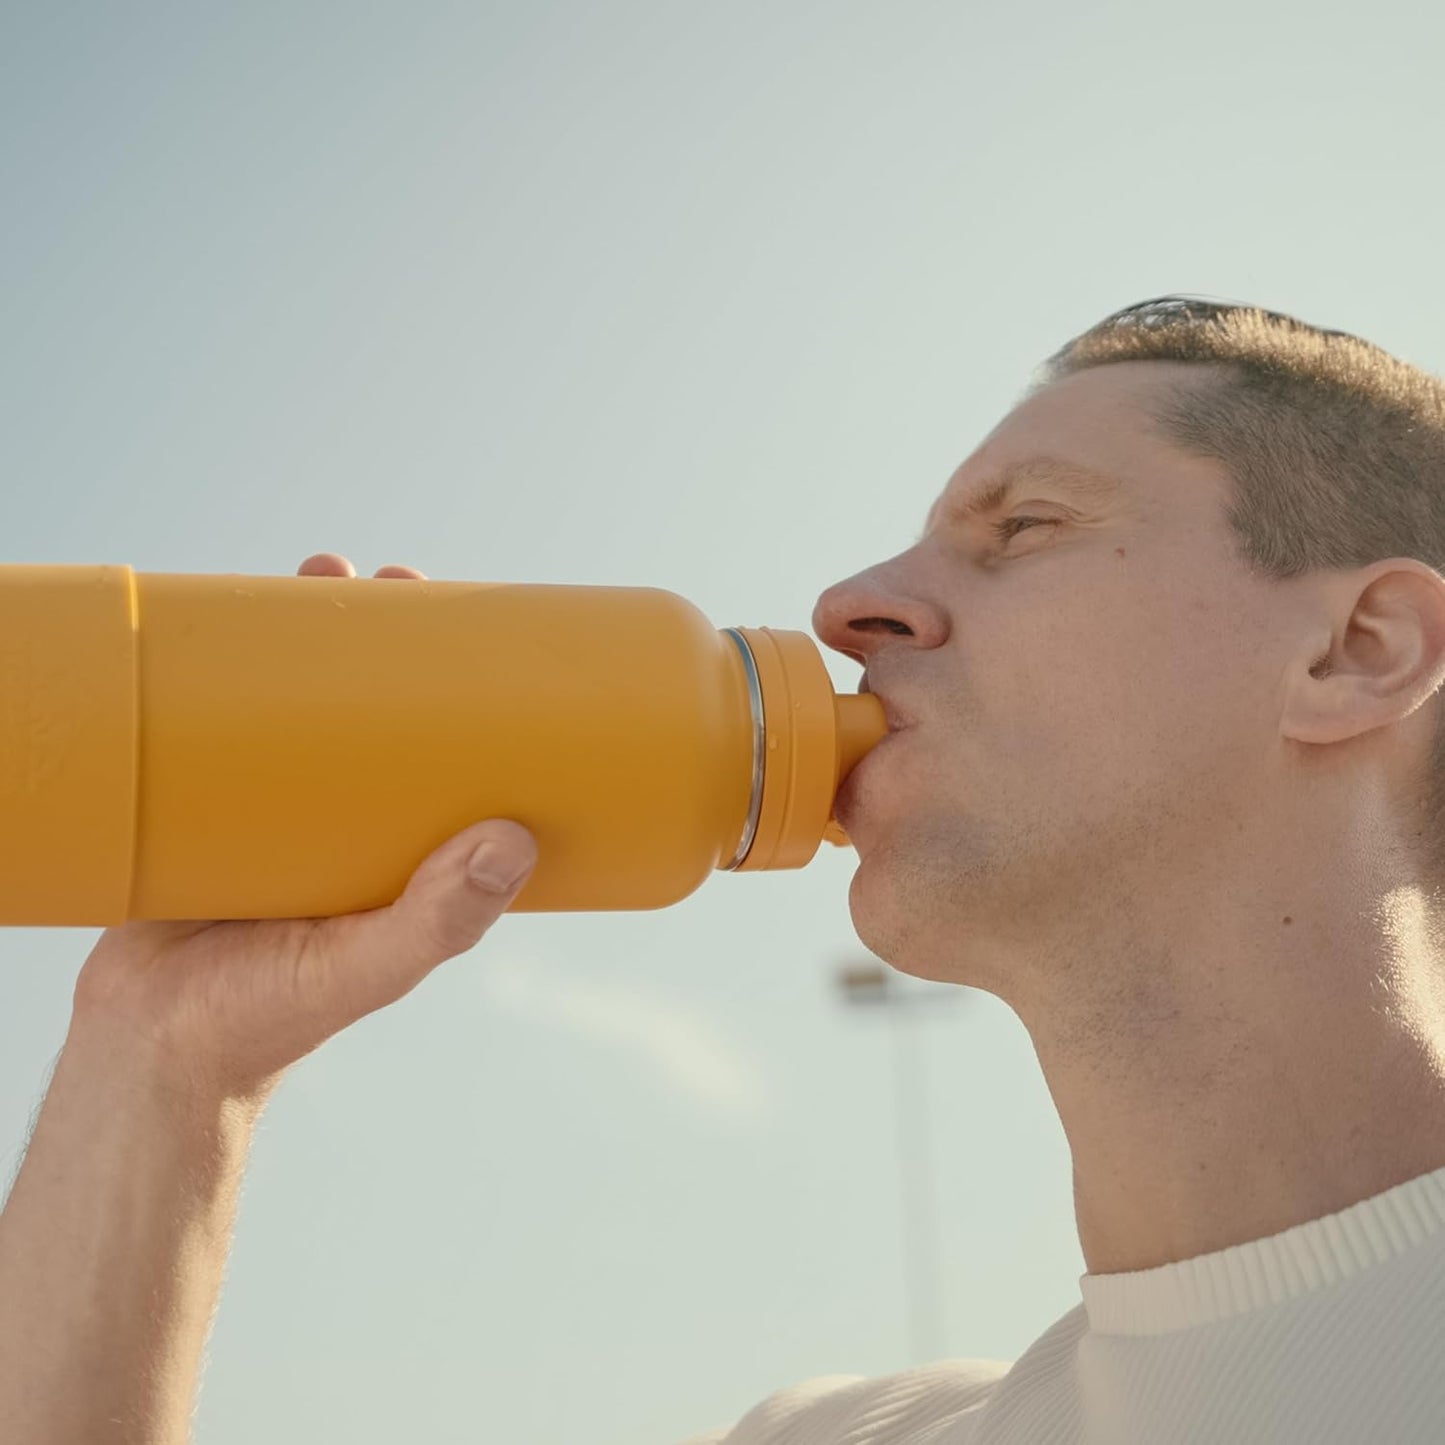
[721,628,765,870]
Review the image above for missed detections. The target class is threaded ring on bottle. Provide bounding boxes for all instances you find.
[720,628,766,870]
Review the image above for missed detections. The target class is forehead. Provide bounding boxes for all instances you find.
[923,361,1229,535]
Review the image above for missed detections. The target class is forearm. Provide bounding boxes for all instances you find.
[0,1011,265,1445]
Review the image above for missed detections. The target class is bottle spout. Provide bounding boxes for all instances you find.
[833,692,888,784]
[821,692,888,848]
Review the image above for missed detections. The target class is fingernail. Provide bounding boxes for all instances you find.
[467,841,529,892]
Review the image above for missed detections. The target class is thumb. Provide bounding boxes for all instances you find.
[316,819,538,1013]
[402,818,538,963]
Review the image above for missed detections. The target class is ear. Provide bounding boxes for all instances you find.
[1283,558,1445,747]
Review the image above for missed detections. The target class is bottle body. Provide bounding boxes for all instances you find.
[0,567,886,926]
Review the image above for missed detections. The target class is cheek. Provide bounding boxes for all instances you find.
[974,567,1223,767]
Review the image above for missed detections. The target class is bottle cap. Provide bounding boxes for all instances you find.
[729,627,887,870]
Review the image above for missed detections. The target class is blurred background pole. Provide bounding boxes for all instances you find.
[835,959,963,1366]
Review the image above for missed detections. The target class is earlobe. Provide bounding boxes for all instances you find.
[1284,646,1348,747]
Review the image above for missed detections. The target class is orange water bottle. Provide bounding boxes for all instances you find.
[0,566,887,926]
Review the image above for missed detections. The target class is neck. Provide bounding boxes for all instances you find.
[1008,861,1445,1277]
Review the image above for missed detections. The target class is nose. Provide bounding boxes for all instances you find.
[811,568,948,668]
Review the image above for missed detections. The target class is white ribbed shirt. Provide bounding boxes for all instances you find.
[678,1162,1445,1443]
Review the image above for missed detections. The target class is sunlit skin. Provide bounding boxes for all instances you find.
[812,360,1445,1275]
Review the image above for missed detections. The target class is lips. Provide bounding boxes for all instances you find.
[858,679,915,735]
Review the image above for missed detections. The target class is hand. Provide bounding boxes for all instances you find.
[71,553,539,1102]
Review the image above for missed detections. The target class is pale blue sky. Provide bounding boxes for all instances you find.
[3,3,1443,1442]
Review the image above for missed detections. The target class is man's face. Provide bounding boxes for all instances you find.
[813,360,1297,997]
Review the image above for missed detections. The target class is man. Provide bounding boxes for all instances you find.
[3,295,1444,1443]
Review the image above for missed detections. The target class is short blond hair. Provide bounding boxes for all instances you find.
[1031,295,1445,884]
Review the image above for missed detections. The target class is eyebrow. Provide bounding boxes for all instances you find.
[914,457,1125,544]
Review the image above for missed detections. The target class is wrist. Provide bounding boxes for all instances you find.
[60,1004,276,1131]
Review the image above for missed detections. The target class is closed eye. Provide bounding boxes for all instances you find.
[990,515,1058,543]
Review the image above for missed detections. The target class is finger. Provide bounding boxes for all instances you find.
[374,565,429,579]
[308,819,538,1015]
[298,553,356,578]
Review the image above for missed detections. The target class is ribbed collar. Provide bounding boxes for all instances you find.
[1079,1161,1445,1337]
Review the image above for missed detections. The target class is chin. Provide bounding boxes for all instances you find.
[844,822,1009,990]
[845,839,941,980]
